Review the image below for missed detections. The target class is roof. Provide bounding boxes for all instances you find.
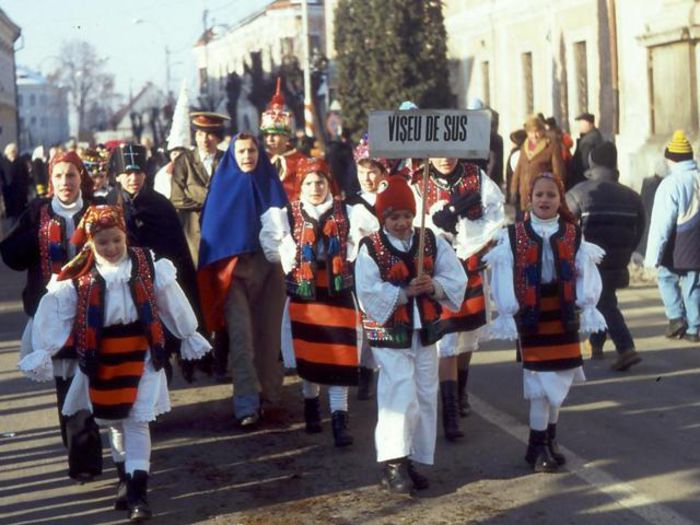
[0,8,21,41]
[109,82,157,128]
[16,66,47,86]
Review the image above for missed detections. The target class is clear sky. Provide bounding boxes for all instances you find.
[2,0,273,97]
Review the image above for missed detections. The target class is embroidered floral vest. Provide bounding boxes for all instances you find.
[421,162,483,221]
[73,248,167,379]
[508,219,581,333]
[361,228,443,348]
[286,198,354,300]
[38,204,69,284]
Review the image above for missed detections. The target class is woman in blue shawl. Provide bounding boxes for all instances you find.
[198,132,288,427]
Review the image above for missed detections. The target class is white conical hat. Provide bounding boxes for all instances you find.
[167,79,192,151]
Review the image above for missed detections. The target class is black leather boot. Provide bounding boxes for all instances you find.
[547,424,566,465]
[440,381,464,441]
[114,462,127,511]
[304,397,322,434]
[381,457,413,494]
[457,368,471,417]
[524,429,559,473]
[357,367,375,400]
[126,470,152,521]
[331,411,353,447]
[406,460,429,490]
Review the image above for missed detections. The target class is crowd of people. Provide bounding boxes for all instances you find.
[1,84,698,522]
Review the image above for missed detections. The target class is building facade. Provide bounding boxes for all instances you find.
[0,8,20,151]
[17,67,69,152]
[443,0,700,189]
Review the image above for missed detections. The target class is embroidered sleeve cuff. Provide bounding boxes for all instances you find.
[180,333,212,360]
[579,307,607,334]
[18,351,54,382]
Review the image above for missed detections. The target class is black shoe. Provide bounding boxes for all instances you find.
[406,460,429,490]
[457,368,471,417]
[126,470,152,522]
[357,367,375,401]
[114,462,127,511]
[440,381,464,441]
[546,424,566,466]
[331,410,353,447]
[666,318,688,339]
[381,458,414,495]
[610,349,642,372]
[524,430,559,473]
[304,397,322,434]
[683,332,700,343]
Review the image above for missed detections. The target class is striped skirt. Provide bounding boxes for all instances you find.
[89,322,147,420]
[518,283,582,371]
[439,262,487,335]
[289,271,359,386]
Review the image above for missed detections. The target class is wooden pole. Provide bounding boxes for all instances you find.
[416,158,430,277]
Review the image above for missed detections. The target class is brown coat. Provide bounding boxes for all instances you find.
[510,138,565,212]
[170,148,223,267]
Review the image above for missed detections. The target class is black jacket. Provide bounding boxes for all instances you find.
[566,166,645,288]
[571,128,603,189]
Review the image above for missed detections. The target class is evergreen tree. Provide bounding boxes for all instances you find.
[334,0,454,137]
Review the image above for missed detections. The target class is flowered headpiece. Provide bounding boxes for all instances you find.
[353,133,391,173]
[80,148,109,178]
[260,77,293,135]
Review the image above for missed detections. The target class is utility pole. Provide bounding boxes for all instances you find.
[301,0,314,137]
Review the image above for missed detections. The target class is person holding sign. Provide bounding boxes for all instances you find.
[484,172,605,472]
[259,158,359,448]
[355,176,466,494]
[415,157,505,441]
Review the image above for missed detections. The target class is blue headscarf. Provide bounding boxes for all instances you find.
[198,136,288,268]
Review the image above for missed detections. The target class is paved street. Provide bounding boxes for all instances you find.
[1,259,699,525]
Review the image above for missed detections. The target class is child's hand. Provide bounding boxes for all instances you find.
[405,275,435,297]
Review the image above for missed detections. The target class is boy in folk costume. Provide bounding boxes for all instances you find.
[415,157,505,440]
[260,158,358,446]
[355,177,466,494]
[345,134,391,400]
[0,151,103,481]
[485,172,606,472]
[19,205,211,521]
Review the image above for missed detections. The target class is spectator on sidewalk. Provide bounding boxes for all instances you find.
[645,131,700,342]
[571,113,603,189]
[566,142,646,370]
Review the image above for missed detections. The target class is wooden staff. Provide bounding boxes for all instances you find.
[416,158,430,277]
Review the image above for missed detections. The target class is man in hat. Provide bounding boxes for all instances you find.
[571,112,603,189]
[171,111,228,267]
[646,130,700,343]
[260,78,308,201]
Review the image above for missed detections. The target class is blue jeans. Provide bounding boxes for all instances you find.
[657,266,700,334]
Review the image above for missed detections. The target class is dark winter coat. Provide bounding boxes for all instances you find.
[565,166,645,288]
[2,157,30,218]
[637,174,663,257]
[571,128,603,188]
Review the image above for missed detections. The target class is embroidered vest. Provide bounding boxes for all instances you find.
[421,163,483,221]
[73,248,167,379]
[361,228,443,348]
[38,204,68,284]
[508,219,581,334]
[286,199,354,300]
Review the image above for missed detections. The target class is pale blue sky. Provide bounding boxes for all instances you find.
[3,0,273,96]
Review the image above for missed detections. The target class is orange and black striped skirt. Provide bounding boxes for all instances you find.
[289,268,359,386]
[440,262,486,335]
[89,322,147,420]
[518,283,582,371]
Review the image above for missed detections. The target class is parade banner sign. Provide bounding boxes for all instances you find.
[368,109,491,159]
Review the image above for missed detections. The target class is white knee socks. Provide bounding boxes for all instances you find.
[301,381,348,412]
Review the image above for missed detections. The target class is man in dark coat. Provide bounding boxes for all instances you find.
[571,113,604,189]
[2,143,30,223]
[566,142,646,371]
[486,110,504,188]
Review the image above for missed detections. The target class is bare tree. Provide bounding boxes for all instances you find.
[49,40,116,140]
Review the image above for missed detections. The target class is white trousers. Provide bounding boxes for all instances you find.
[371,333,439,465]
[107,419,151,475]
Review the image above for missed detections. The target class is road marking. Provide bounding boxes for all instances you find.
[470,395,696,525]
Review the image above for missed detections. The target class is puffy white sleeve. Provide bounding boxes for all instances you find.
[454,173,505,258]
[575,240,607,334]
[259,206,296,270]
[154,258,212,360]
[354,243,402,325]
[482,229,519,340]
[432,235,467,312]
[348,205,380,262]
[19,277,78,382]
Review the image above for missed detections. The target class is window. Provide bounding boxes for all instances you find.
[29,93,36,106]
[40,94,47,105]
[30,116,36,125]
[573,41,588,115]
[522,52,534,115]
[481,61,491,107]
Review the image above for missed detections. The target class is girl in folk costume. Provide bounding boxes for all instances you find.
[415,157,505,441]
[260,158,359,447]
[0,151,102,481]
[484,172,606,472]
[19,205,211,521]
[345,134,391,400]
[355,177,466,494]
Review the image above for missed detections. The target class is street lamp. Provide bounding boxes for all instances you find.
[133,18,172,103]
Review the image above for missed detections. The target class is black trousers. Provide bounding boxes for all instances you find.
[55,376,103,480]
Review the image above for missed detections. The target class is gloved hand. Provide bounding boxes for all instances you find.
[432,205,459,234]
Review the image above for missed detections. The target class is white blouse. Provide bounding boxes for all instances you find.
[484,215,607,340]
[347,192,380,262]
[19,254,211,383]
[355,228,466,329]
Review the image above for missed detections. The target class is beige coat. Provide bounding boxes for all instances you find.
[170,148,223,267]
[510,138,566,212]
